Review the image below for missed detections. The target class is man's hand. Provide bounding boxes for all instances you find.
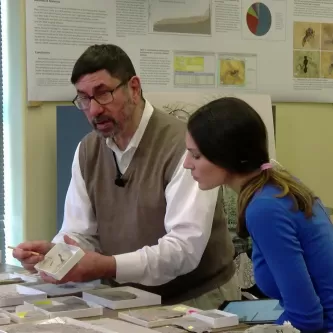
[40,235,116,284]
[12,241,54,272]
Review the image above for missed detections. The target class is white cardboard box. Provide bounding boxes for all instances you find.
[10,272,41,283]
[190,309,239,328]
[118,304,199,327]
[0,313,10,325]
[34,243,85,280]
[0,284,47,307]
[245,324,300,333]
[27,280,101,297]
[0,273,40,285]
[0,304,48,323]
[83,286,161,309]
[24,296,103,319]
[89,318,158,333]
[0,316,117,333]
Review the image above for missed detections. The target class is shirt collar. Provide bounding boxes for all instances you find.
[106,99,154,154]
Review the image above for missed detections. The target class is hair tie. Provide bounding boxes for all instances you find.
[260,162,272,171]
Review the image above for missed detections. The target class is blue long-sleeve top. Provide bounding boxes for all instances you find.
[246,184,333,332]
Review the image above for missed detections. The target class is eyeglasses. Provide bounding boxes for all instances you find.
[72,81,127,111]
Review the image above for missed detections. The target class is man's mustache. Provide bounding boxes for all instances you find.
[92,115,115,125]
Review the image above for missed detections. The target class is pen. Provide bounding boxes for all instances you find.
[7,246,40,256]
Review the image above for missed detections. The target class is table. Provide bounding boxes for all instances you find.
[0,264,249,332]
[100,309,249,332]
[0,264,25,274]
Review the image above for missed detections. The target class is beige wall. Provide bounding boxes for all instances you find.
[25,103,59,241]
[24,103,333,241]
[11,1,333,242]
[276,103,333,211]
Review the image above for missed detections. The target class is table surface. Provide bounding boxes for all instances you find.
[0,263,25,274]
[0,264,249,332]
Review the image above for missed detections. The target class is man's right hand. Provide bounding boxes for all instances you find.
[12,241,54,272]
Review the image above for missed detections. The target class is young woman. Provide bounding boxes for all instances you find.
[183,97,333,332]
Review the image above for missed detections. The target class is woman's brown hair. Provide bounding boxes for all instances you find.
[187,97,316,238]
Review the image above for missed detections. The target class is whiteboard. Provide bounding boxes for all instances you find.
[25,0,333,103]
[145,92,276,159]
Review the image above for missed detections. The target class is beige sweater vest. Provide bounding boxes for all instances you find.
[79,109,235,303]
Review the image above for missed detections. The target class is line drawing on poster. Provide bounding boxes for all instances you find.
[148,0,212,36]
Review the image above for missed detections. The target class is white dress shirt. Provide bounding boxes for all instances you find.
[53,100,219,286]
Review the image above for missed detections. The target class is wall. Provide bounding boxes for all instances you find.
[25,103,333,243]
[276,103,333,210]
[6,1,333,248]
[4,0,64,251]
[25,102,61,241]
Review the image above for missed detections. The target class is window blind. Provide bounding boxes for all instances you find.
[0,1,5,263]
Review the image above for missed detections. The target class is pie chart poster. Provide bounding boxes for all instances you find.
[242,0,287,41]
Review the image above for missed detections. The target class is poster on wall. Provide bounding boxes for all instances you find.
[144,92,276,159]
[25,0,333,103]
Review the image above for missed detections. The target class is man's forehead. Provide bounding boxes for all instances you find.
[75,71,118,94]
[76,83,109,94]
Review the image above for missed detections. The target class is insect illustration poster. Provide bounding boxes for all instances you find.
[25,0,333,102]
[293,21,333,80]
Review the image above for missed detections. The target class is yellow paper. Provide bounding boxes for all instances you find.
[16,312,27,318]
[172,306,188,312]
[174,56,204,73]
[33,299,52,305]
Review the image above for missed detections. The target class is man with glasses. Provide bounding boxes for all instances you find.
[13,44,238,307]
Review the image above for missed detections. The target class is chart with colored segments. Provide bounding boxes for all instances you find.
[246,2,272,37]
[241,0,286,42]
[27,0,333,102]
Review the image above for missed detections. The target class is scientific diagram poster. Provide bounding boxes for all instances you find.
[25,0,333,102]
